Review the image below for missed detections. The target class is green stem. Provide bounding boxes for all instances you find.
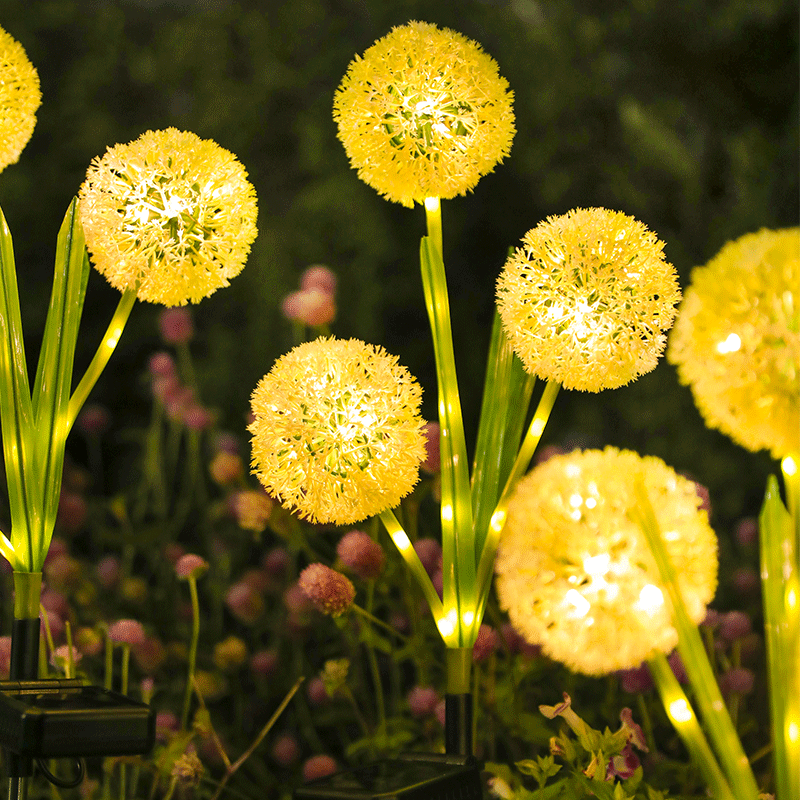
[648,653,735,800]
[364,584,386,743]
[351,603,409,642]
[759,472,800,800]
[181,575,201,730]
[67,288,136,430]
[420,225,474,645]
[13,572,42,620]
[633,478,759,800]
[475,380,560,612]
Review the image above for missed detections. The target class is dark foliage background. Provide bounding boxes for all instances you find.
[0,0,797,574]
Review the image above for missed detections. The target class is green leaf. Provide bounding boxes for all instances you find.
[31,198,90,569]
[0,204,40,571]
[471,310,535,559]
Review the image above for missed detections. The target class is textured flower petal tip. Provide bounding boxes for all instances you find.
[0,27,41,173]
[333,21,515,208]
[497,208,681,391]
[299,564,355,617]
[79,128,258,306]
[494,447,718,676]
[249,337,426,525]
[668,228,800,459]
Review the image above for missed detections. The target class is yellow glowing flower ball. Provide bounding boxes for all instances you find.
[495,447,717,676]
[0,26,41,173]
[79,128,258,306]
[249,337,426,525]
[497,208,681,391]
[668,228,800,459]
[333,21,515,208]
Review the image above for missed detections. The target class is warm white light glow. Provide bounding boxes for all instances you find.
[462,611,474,626]
[716,333,741,354]
[437,615,456,638]
[565,589,590,618]
[787,587,798,612]
[569,493,583,508]
[583,554,610,577]
[585,497,597,509]
[788,720,799,744]
[424,196,440,213]
[639,583,664,613]
[783,455,798,476]
[392,530,411,552]
[668,699,693,724]
[489,509,506,533]
[531,418,545,437]
[441,504,453,522]
[105,330,122,349]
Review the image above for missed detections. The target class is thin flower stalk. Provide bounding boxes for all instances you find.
[759,472,800,800]
[181,572,202,730]
[647,652,735,800]
[475,379,560,610]
[420,229,475,646]
[632,477,759,800]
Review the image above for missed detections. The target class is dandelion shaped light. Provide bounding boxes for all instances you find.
[496,208,681,391]
[668,228,800,459]
[249,337,426,525]
[333,20,515,208]
[494,447,718,676]
[79,128,258,306]
[0,26,41,173]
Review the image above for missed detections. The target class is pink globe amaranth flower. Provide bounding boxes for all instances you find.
[735,517,758,547]
[183,404,214,431]
[132,637,166,673]
[720,610,752,642]
[668,651,688,684]
[299,564,355,617]
[175,553,209,580]
[297,288,336,327]
[148,351,176,377]
[732,567,759,594]
[250,649,279,678]
[107,619,146,646]
[306,676,330,706]
[302,755,338,783]
[337,530,385,580]
[263,547,289,578]
[96,555,121,589]
[301,264,337,294]
[209,450,243,485]
[472,624,501,663]
[618,663,654,694]
[43,553,81,590]
[231,489,274,533]
[281,290,303,321]
[225,581,265,625]
[284,582,314,615]
[165,386,196,422]
[158,306,194,345]
[420,422,441,474]
[76,403,110,435]
[720,667,755,697]
[50,644,81,672]
[413,538,442,576]
[156,711,179,742]
[56,491,87,534]
[407,686,439,719]
[40,588,70,619]
[0,636,12,678]
[702,608,722,628]
[271,733,300,767]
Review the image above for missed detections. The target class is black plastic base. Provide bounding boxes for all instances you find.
[293,752,483,799]
[0,679,155,758]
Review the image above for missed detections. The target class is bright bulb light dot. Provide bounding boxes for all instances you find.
[424,197,440,213]
[531,418,546,437]
[639,584,664,613]
[565,589,590,618]
[462,611,474,626]
[716,333,742,354]
[437,616,455,638]
[392,531,411,552]
[569,493,583,508]
[442,504,453,522]
[669,699,693,724]
[788,721,799,743]
[787,587,798,612]
[783,455,798,476]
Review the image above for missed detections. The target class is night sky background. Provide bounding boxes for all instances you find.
[0,0,797,575]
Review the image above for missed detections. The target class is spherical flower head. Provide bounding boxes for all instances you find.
[79,128,258,306]
[0,27,41,173]
[495,447,718,676]
[225,581,264,625]
[175,553,209,580]
[212,635,248,671]
[497,208,681,391]
[333,21,515,208]
[336,530,386,580]
[301,264,337,294]
[407,685,439,718]
[231,489,274,532]
[107,619,146,646]
[158,306,194,344]
[667,228,800,458]
[249,337,426,525]
[299,563,355,617]
[302,755,338,783]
